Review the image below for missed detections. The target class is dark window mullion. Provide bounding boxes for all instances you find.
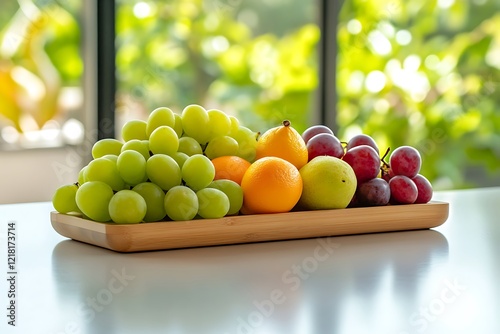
[319,0,342,132]
[97,0,116,139]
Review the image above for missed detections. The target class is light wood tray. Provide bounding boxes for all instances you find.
[50,201,449,253]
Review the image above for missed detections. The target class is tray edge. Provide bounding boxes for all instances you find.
[50,201,450,252]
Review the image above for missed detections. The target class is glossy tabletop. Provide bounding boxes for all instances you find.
[0,187,499,334]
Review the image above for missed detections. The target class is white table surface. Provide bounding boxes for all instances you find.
[0,187,499,334]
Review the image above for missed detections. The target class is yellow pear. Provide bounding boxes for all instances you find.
[298,156,357,210]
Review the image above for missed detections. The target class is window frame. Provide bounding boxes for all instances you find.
[319,0,342,133]
[94,0,116,139]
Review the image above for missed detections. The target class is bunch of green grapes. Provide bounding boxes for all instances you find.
[52,105,252,224]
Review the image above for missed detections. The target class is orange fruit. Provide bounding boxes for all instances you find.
[240,157,303,214]
[255,120,308,170]
[211,156,251,185]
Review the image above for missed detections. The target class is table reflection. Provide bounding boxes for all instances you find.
[51,229,448,334]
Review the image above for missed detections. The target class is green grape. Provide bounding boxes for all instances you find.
[76,181,114,222]
[181,104,210,144]
[146,154,182,191]
[85,157,126,191]
[170,152,189,169]
[101,154,118,163]
[207,109,231,139]
[91,138,123,159]
[178,136,203,156]
[109,190,147,224]
[143,141,152,158]
[117,150,147,186]
[173,113,183,137]
[196,188,230,219]
[132,182,166,222]
[229,115,240,136]
[52,183,80,214]
[164,186,198,221]
[233,126,258,162]
[181,154,215,191]
[78,166,87,185]
[207,179,243,215]
[204,136,239,160]
[146,107,176,137]
[149,126,179,155]
[121,119,148,141]
[121,139,150,161]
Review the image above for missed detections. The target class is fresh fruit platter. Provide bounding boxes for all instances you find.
[50,104,449,252]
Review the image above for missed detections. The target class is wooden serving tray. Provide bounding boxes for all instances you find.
[50,201,449,253]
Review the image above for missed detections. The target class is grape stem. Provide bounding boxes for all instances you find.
[380,147,391,167]
[380,147,391,177]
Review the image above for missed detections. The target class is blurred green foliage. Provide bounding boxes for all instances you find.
[0,0,82,130]
[337,0,500,189]
[116,0,500,189]
[115,0,318,133]
[1,0,499,188]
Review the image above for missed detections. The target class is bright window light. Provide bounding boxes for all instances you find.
[133,2,151,19]
[395,30,412,45]
[365,70,386,93]
[368,30,392,56]
[347,19,362,34]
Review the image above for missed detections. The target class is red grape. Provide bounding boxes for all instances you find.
[382,167,395,182]
[390,146,421,178]
[302,125,333,144]
[346,134,379,154]
[389,175,418,204]
[342,145,380,183]
[412,174,433,204]
[307,133,344,160]
[356,178,390,206]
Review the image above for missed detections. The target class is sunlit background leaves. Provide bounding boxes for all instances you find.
[0,0,499,189]
[337,0,500,189]
[114,0,319,134]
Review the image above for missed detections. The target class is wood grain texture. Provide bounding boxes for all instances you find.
[50,201,449,252]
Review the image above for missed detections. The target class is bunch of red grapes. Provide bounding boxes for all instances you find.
[302,125,433,207]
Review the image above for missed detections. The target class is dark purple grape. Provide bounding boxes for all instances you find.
[412,174,433,204]
[390,146,421,178]
[356,178,390,206]
[348,194,359,208]
[389,175,418,204]
[346,134,379,154]
[307,133,344,160]
[342,145,380,183]
[302,125,333,144]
